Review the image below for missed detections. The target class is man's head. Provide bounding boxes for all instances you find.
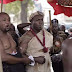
[29,11,44,32]
[51,19,59,34]
[68,27,72,35]
[59,25,65,32]
[0,12,11,32]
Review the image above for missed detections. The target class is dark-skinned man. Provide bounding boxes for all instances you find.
[0,12,32,72]
[19,11,54,72]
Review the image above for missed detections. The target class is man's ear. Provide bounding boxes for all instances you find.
[31,20,35,25]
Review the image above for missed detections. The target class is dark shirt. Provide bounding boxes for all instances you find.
[2,52,26,72]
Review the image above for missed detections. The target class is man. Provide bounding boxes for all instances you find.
[0,12,31,72]
[61,37,72,72]
[59,25,68,38]
[19,11,53,72]
[49,19,64,72]
[49,19,65,54]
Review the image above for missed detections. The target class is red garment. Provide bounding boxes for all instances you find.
[47,0,72,17]
[0,0,23,4]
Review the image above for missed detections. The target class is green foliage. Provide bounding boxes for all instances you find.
[5,0,34,15]
[28,0,34,10]
[5,1,21,14]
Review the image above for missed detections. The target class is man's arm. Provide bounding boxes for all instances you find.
[20,40,45,64]
[0,40,31,64]
[17,23,31,35]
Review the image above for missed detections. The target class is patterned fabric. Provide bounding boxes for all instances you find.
[58,0,72,6]
[47,0,72,17]
[29,11,44,22]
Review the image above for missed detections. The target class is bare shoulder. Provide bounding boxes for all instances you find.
[7,32,13,38]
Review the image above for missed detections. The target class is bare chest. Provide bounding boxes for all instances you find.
[0,34,16,52]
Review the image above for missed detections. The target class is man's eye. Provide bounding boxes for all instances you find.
[41,19,43,21]
[3,19,6,21]
[8,19,10,21]
[36,19,39,21]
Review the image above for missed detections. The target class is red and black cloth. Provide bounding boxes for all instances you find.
[47,0,72,17]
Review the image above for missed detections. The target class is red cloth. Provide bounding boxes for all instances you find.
[47,0,72,17]
[0,0,23,4]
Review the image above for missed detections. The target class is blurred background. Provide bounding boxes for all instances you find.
[0,0,72,32]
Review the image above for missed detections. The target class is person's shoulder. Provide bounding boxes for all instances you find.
[19,30,32,43]
[44,28,53,37]
[43,29,53,41]
[20,30,32,38]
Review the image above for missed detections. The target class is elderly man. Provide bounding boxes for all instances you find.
[19,11,53,72]
[0,12,31,72]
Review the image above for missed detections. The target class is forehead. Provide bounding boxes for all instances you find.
[60,25,65,28]
[52,19,58,23]
[33,15,43,20]
[0,14,10,20]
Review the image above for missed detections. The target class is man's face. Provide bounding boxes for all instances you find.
[0,14,11,32]
[52,20,59,34]
[31,15,44,32]
[59,25,65,32]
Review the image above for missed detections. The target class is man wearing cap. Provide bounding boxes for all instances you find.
[19,11,53,72]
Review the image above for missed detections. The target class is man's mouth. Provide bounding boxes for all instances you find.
[6,27,10,31]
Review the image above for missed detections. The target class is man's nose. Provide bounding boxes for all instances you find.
[6,22,10,27]
[39,20,43,24]
[6,24,10,28]
[6,20,10,24]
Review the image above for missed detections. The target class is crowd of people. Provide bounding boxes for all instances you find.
[0,11,72,72]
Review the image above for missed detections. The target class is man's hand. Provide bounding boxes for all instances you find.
[23,55,32,64]
[34,56,45,64]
